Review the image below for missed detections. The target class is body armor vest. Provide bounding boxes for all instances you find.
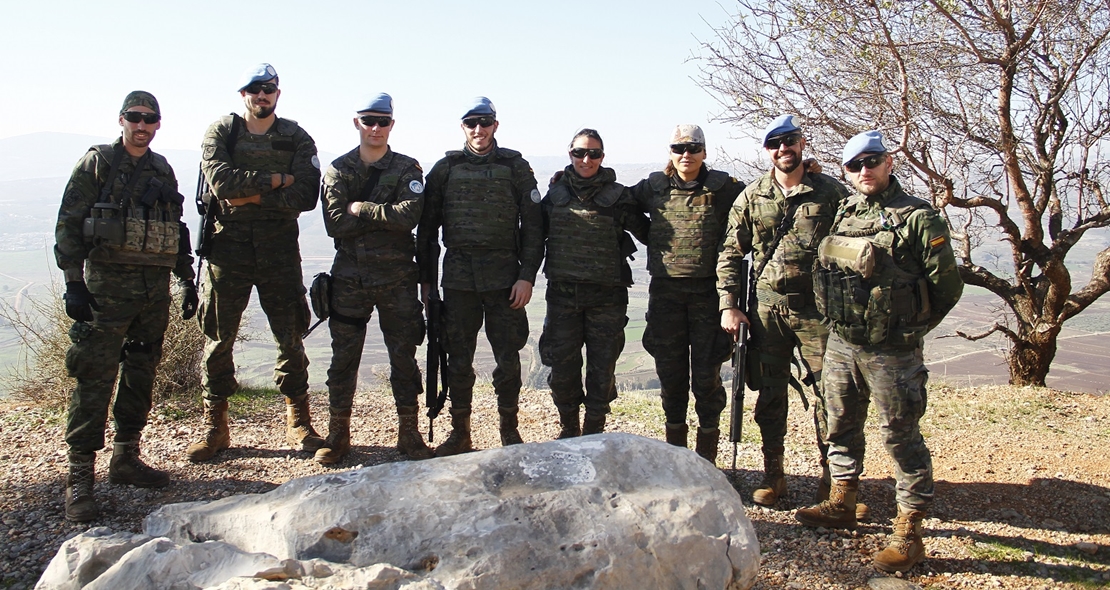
[646,170,730,278]
[814,192,933,348]
[336,156,418,273]
[216,116,301,221]
[543,181,628,286]
[747,180,835,294]
[442,151,519,250]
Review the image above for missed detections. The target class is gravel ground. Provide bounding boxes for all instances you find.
[1,381,1108,589]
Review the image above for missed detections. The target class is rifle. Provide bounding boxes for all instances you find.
[194,114,242,283]
[730,258,752,470]
[425,287,450,442]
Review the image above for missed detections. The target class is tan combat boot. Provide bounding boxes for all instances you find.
[795,479,858,529]
[557,408,581,439]
[397,405,435,459]
[435,408,473,457]
[582,412,606,435]
[65,452,98,523]
[109,435,169,488]
[695,427,719,464]
[186,399,230,462]
[817,461,870,521]
[314,407,352,465]
[873,505,927,573]
[498,406,524,446]
[285,394,325,452]
[665,422,689,447]
[752,451,788,506]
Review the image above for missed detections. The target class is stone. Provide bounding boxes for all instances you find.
[41,434,759,590]
[868,576,923,590]
[1075,542,1098,555]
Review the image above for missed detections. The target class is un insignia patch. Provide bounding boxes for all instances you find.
[409,180,425,194]
[530,188,542,203]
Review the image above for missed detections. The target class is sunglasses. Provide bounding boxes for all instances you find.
[670,144,704,155]
[359,115,393,128]
[244,82,278,95]
[122,111,160,124]
[462,116,496,129]
[844,154,887,173]
[765,133,802,150]
[570,148,603,159]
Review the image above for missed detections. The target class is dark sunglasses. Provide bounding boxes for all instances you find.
[765,133,802,150]
[844,153,887,173]
[122,111,160,124]
[359,115,393,128]
[670,144,704,155]
[462,116,496,129]
[570,148,603,159]
[244,82,278,95]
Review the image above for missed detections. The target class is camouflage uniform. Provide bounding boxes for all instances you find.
[816,176,963,510]
[539,167,649,425]
[417,142,542,412]
[197,115,320,401]
[320,147,425,411]
[55,137,194,453]
[630,168,744,431]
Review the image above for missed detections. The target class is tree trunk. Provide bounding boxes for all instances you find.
[1006,332,1058,387]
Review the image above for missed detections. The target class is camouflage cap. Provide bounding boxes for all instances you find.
[357,92,393,115]
[462,96,496,119]
[842,130,888,164]
[238,63,279,91]
[762,114,801,146]
[120,91,159,115]
[670,124,705,146]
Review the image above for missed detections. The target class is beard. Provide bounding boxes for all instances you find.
[772,152,800,174]
[250,104,276,118]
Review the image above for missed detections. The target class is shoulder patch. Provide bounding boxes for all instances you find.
[530,188,542,203]
[409,180,425,194]
[311,155,321,170]
[929,235,947,249]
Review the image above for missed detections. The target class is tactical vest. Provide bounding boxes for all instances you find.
[814,192,933,348]
[748,178,836,294]
[543,181,628,286]
[646,170,730,278]
[216,116,301,221]
[442,149,520,250]
[336,155,418,271]
[83,144,182,268]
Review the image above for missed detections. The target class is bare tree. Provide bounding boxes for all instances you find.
[696,0,1110,385]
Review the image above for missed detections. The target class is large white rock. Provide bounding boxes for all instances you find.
[43,434,759,589]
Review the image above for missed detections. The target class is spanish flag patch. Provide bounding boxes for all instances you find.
[929,235,947,249]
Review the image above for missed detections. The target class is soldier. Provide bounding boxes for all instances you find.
[718,115,863,513]
[315,93,434,464]
[539,129,649,437]
[417,97,543,456]
[794,131,963,573]
[187,63,323,462]
[630,125,745,463]
[54,91,197,521]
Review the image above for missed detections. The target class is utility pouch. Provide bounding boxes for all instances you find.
[818,235,875,279]
[813,266,830,318]
[745,341,763,390]
[83,203,125,245]
[309,272,332,322]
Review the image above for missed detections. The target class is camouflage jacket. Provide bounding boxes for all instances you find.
[321,147,424,287]
[55,138,194,282]
[417,143,543,292]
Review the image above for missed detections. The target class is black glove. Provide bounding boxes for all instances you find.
[181,280,199,320]
[63,281,99,322]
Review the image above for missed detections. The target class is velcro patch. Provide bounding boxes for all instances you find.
[929,235,947,249]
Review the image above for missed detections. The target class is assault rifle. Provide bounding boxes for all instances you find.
[730,258,752,471]
[425,287,450,442]
[194,114,242,281]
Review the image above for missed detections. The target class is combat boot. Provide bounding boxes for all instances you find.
[498,406,524,446]
[314,407,351,465]
[795,479,858,529]
[752,451,787,506]
[435,408,473,457]
[64,452,98,523]
[186,398,230,462]
[557,408,581,439]
[582,412,606,435]
[695,427,719,464]
[108,435,169,488]
[285,394,325,452]
[665,422,689,447]
[873,505,927,573]
[397,406,435,459]
[816,461,869,521]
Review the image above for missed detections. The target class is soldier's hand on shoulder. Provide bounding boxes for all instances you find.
[803,158,823,175]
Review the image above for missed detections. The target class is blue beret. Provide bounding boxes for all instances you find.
[842,130,888,164]
[237,63,278,91]
[462,96,496,119]
[762,115,801,146]
[357,92,393,115]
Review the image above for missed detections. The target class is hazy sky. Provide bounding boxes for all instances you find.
[0,0,765,166]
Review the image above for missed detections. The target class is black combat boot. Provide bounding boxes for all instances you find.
[498,406,524,446]
[109,434,169,488]
[314,407,352,465]
[65,452,98,523]
[582,413,606,435]
[186,398,230,462]
[285,394,325,452]
[397,405,435,459]
[435,408,473,457]
[557,408,581,439]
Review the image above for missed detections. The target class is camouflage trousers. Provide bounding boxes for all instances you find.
[643,277,730,429]
[442,287,529,409]
[750,299,828,455]
[539,282,628,418]
[823,332,934,510]
[326,274,424,409]
[65,264,171,453]
[198,219,310,401]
